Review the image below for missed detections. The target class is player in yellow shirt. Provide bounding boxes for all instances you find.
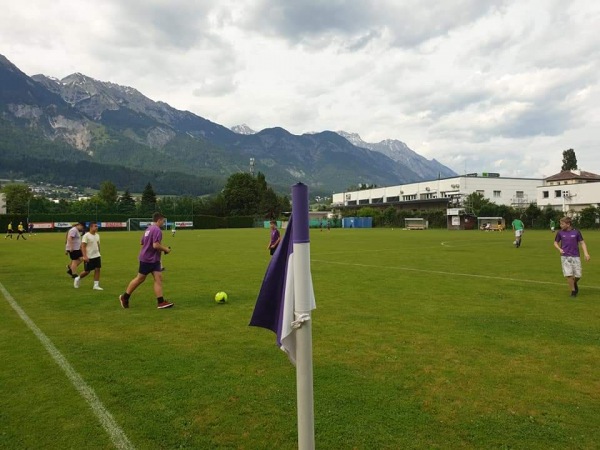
[4,222,13,239]
[16,222,27,240]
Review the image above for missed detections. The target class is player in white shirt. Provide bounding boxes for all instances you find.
[74,222,103,290]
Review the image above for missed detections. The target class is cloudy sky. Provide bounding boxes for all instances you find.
[2,0,599,178]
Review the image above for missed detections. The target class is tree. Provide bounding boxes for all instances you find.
[1,183,32,214]
[222,173,260,215]
[463,192,494,216]
[561,149,578,171]
[98,181,118,205]
[258,187,280,219]
[117,189,136,215]
[140,183,157,215]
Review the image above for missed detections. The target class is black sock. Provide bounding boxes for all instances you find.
[123,293,131,300]
[157,296,164,304]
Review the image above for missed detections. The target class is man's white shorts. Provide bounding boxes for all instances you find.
[561,256,582,278]
[515,229,523,237]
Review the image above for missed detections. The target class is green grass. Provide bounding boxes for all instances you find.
[1,228,599,449]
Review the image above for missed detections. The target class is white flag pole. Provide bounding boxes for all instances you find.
[291,183,315,450]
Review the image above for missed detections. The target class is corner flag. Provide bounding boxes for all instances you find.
[250,186,316,365]
[250,183,316,449]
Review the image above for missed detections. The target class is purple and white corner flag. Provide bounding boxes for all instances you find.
[250,184,316,365]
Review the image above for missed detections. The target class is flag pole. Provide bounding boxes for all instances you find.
[291,183,315,450]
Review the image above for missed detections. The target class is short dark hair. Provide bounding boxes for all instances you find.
[153,212,165,222]
[270,220,277,225]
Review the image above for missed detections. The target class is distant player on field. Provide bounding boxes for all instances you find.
[5,221,13,239]
[554,217,590,297]
[171,222,176,237]
[74,222,103,290]
[66,222,85,278]
[511,217,525,248]
[17,222,27,240]
[267,220,281,256]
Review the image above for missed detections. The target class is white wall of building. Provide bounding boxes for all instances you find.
[0,193,6,214]
[537,182,600,213]
[332,175,542,207]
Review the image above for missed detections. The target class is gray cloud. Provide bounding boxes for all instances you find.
[242,0,507,49]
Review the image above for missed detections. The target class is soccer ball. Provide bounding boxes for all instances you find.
[513,240,517,245]
[215,291,228,304]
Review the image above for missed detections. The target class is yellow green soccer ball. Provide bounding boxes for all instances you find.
[215,291,228,304]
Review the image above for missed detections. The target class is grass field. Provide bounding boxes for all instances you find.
[1,227,599,449]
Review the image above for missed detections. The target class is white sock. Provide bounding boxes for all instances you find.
[94,281,99,287]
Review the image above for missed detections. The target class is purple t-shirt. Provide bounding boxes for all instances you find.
[139,224,163,263]
[555,228,583,257]
[270,228,280,246]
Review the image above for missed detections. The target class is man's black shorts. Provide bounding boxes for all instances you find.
[69,250,83,260]
[84,257,102,271]
[138,261,162,275]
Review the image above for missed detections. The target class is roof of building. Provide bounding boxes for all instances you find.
[544,170,600,182]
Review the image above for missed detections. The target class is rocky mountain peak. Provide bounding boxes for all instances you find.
[231,124,256,135]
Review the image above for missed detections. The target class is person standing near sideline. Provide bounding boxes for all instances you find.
[267,220,281,256]
[550,218,556,232]
[171,222,176,237]
[5,221,13,239]
[16,222,27,240]
[554,216,590,297]
[511,217,525,248]
[66,222,85,278]
[119,212,173,309]
[74,222,103,290]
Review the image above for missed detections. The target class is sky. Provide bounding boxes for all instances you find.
[1,0,599,178]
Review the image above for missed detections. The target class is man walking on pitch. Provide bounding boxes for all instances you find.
[554,217,590,297]
[5,221,13,239]
[74,222,103,290]
[511,216,525,248]
[16,222,27,240]
[119,212,173,309]
[66,222,85,278]
[267,220,281,256]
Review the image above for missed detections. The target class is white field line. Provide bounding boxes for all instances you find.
[311,259,600,290]
[0,282,135,450]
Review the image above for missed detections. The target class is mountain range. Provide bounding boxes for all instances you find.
[0,54,456,196]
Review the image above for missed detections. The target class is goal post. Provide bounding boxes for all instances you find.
[126,218,154,231]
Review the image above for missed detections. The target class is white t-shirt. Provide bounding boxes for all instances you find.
[82,232,101,259]
[66,226,81,251]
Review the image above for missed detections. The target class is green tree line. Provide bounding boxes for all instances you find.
[1,172,290,220]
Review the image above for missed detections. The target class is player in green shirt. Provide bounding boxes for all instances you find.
[511,218,525,248]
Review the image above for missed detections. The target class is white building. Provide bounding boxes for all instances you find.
[332,173,542,210]
[536,170,600,214]
[0,193,6,214]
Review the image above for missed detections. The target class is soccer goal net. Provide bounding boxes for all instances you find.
[405,218,428,230]
[127,218,154,231]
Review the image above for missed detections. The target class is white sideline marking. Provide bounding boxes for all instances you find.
[311,260,600,290]
[0,282,135,450]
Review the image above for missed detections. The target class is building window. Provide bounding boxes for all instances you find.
[542,191,549,198]
[386,196,399,202]
[516,191,524,198]
[476,190,484,196]
[555,190,562,198]
[493,190,501,198]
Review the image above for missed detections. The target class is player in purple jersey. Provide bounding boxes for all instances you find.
[553,216,590,297]
[267,220,281,256]
[119,212,173,309]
